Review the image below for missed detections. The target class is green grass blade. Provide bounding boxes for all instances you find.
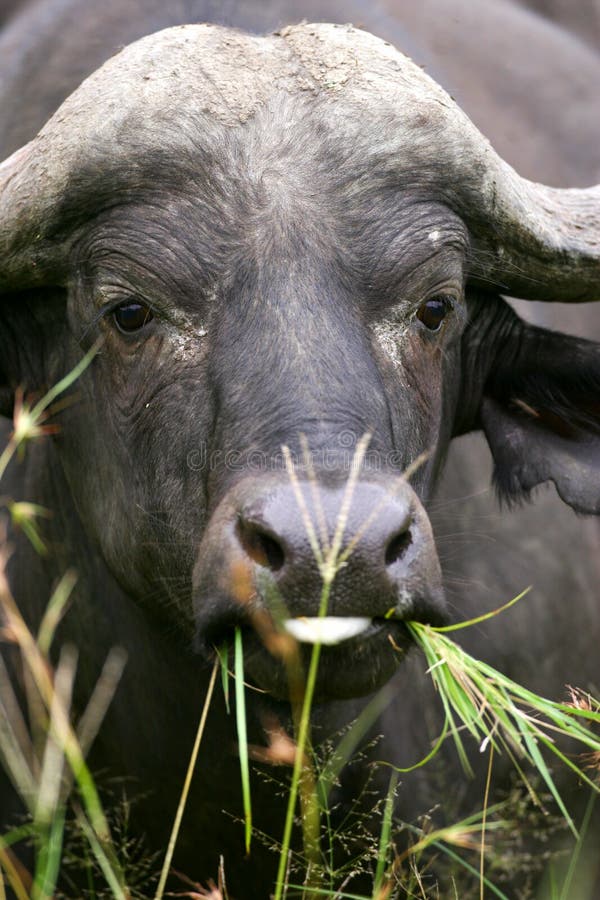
[37,571,77,656]
[0,825,34,849]
[434,587,531,633]
[274,593,329,900]
[513,720,576,836]
[75,810,127,900]
[234,628,252,854]
[536,733,600,795]
[373,770,398,896]
[30,341,101,420]
[377,714,450,774]
[31,806,66,900]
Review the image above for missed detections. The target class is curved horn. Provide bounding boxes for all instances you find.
[441,144,600,303]
[0,22,599,302]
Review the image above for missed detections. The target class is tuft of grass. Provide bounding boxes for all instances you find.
[0,540,129,898]
[0,345,134,899]
[408,608,600,838]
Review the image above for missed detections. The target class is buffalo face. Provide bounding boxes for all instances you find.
[1,24,600,705]
[54,127,464,699]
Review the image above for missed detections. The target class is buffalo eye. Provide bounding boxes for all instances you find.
[113,301,154,334]
[416,296,452,331]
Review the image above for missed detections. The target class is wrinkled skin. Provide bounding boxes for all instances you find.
[1,0,600,896]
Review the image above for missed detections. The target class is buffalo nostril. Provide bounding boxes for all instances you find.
[384,528,412,566]
[237,520,285,572]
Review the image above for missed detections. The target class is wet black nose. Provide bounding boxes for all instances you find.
[237,483,412,573]
[232,479,442,621]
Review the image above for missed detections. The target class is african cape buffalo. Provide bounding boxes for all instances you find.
[1,0,599,896]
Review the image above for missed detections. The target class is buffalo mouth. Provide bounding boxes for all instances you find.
[197,604,441,703]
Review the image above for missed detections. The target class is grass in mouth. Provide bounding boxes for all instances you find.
[407,593,600,838]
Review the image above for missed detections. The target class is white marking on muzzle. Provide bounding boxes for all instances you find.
[283,616,372,645]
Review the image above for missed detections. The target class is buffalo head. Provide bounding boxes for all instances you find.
[0,23,599,701]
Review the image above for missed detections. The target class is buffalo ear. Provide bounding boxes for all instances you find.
[481,395,600,514]
[476,311,600,514]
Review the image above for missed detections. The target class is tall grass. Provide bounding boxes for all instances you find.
[0,346,131,899]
